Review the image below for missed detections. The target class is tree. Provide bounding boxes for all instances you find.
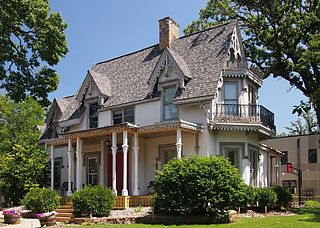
[0,96,48,205]
[284,110,319,135]
[185,0,320,126]
[0,0,68,106]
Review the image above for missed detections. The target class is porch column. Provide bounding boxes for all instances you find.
[122,131,129,196]
[67,138,72,196]
[76,137,82,191]
[50,144,54,190]
[133,133,139,196]
[111,132,117,195]
[176,128,182,159]
[99,140,105,186]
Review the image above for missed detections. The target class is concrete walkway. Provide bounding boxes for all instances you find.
[5,218,41,228]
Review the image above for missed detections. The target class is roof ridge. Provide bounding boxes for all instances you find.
[94,20,235,67]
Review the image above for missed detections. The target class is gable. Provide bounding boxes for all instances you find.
[226,25,246,69]
[148,48,192,93]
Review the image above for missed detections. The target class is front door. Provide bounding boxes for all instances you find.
[87,157,99,185]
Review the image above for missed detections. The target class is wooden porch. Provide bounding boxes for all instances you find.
[60,195,153,209]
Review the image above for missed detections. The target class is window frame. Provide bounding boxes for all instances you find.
[162,85,178,121]
[308,149,317,163]
[281,151,289,164]
[220,143,243,170]
[112,106,135,125]
[88,102,99,129]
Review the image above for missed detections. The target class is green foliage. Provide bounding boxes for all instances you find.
[255,187,278,209]
[185,0,320,126]
[0,0,68,106]
[0,96,48,206]
[71,185,115,218]
[22,187,60,213]
[304,200,320,208]
[270,186,292,207]
[284,110,319,135]
[153,156,248,222]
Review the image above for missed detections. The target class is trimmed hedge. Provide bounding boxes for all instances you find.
[271,186,292,207]
[71,185,115,217]
[153,156,248,222]
[255,187,277,209]
[22,187,60,213]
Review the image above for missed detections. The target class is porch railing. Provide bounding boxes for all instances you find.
[214,104,276,131]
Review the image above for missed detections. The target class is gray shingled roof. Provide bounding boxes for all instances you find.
[53,21,236,120]
[91,21,236,107]
[56,95,80,122]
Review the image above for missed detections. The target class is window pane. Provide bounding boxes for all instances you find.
[164,86,176,104]
[113,110,122,125]
[224,148,239,169]
[89,117,98,128]
[89,103,98,117]
[281,151,288,164]
[224,82,237,100]
[164,104,177,120]
[124,107,135,123]
[308,149,317,163]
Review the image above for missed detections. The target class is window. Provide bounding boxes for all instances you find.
[224,147,240,169]
[54,158,63,189]
[308,149,317,163]
[112,107,135,125]
[159,145,176,169]
[281,151,288,164]
[163,85,177,120]
[224,81,238,115]
[87,157,99,185]
[283,180,296,194]
[89,103,98,129]
[249,149,258,187]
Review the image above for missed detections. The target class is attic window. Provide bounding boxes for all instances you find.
[89,103,98,129]
[112,107,135,125]
[163,85,177,121]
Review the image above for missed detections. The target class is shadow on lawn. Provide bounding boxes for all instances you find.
[291,207,320,223]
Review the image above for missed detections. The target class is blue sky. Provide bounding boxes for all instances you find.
[49,0,305,133]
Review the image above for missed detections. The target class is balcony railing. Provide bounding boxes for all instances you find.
[214,104,276,131]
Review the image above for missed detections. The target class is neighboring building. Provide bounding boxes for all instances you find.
[264,134,320,201]
[41,17,280,197]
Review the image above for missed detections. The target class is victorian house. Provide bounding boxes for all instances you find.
[41,17,281,201]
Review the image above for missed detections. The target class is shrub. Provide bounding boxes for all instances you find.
[71,185,115,217]
[22,188,60,213]
[153,156,248,222]
[271,186,292,207]
[304,200,320,208]
[255,187,277,209]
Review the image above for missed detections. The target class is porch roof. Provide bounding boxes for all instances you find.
[260,143,284,158]
[46,120,202,145]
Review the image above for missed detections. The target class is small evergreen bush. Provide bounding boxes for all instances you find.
[22,187,60,213]
[304,200,320,208]
[71,185,115,217]
[255,187,277,209]
[153,156,248,222]
[271,186,292,207]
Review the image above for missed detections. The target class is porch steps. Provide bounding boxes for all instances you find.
[56,204,74,223]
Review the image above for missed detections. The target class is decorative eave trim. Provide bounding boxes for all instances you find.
[209,122,275,137]
[138,120,203,134]
[62,123,139,139]
[223,69,263,86]
[46,137,68,146]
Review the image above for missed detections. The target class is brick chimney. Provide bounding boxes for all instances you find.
[159,17,180,50]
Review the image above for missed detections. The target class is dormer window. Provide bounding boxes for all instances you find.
[224,81,238,115]
[112,107,135,125]
[163,85,177,121]
[89,103,98,129]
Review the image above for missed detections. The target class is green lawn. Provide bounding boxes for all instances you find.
[63,208,320,228]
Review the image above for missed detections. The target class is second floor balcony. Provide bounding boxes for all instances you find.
[213,104,276,132]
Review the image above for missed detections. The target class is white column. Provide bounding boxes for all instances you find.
[67,138,72,196]
[133,133,139,196]
[176,128,182,159]
[111,132,117,195]
[99,140,105,186]
[122,131,129,196]
[76,137,81,191]
[50,144,54,190]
